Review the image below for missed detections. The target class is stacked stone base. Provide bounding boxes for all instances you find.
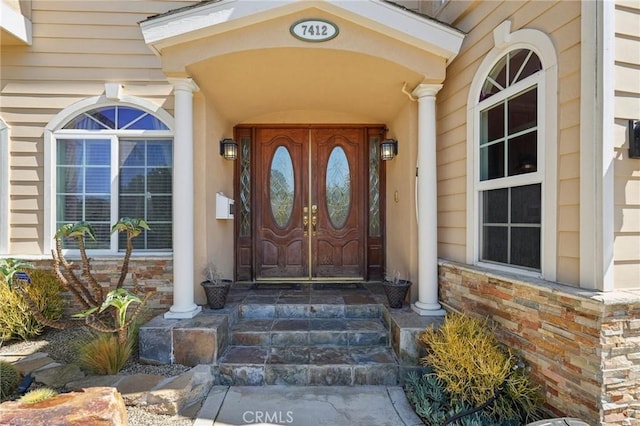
[439,259,640,426]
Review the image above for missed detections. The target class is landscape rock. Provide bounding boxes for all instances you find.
[10,353,55,375]
[65,374,121,392]
[146,364,214,415]
[32,363,85,388]
[115,373,165,406]
[0,386,128,426]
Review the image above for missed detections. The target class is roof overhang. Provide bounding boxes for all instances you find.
[140,0,464,63]
[139,0,465,123]
[0,1,32,46]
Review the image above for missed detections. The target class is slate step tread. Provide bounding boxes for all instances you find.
[216,346,400,386]
[219,345,398,365]
[230,318,389,347]
[238,303,381,319]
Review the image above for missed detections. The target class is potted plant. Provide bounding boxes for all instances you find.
[200,262,232,309]
[382,271,412,309]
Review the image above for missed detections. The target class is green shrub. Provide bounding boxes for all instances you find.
[413,312,544,424]
[0,361,20,401]
[19,387,58,404]
[0,268,65,342]
[77,331,133,375]
[405,370,497,426]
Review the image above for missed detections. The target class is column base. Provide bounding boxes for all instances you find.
[164,304,202,319]
[412,301,446,317]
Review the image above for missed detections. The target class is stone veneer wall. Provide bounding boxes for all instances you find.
[27,257,174,314]
[438,259,640,426]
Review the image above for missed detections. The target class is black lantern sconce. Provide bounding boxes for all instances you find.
[629,120,640,159]
[380,138,398,161]
[219,138,238,160]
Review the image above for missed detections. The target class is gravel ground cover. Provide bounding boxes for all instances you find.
[0,326,197,426]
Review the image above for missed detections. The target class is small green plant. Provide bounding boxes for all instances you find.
[0,258,34,289]
[19,387,58,404]
[405,370,493,425]
[77,331,133,375]
[412,312,544,424]
[0,268,64,342]
[74,288,143,345]
[0,361,20,401]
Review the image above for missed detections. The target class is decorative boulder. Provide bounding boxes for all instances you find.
[0,387,127,425]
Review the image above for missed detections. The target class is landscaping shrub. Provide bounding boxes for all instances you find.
[0,361,20,401]
[77,331,134,375]
[405,312,544,425]
[0,268,65,342]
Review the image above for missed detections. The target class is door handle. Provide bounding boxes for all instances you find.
[303,207,309,237]
[311,204,317,236]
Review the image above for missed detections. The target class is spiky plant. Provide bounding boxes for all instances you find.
[77,331,133,375]
[0,268,64,342]
[0,361,20,401]
[417,312,544,424]
[19,388,58,404]
[13,218,153,347]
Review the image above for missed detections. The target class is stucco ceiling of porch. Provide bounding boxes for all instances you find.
[187,47,425,124]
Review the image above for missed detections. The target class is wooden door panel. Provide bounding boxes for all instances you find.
[255,128,308,279]
[312,128,364,278]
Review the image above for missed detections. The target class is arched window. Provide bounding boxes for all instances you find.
[49,103,173,252]
[467,23,557,279]
[478,49,542,270]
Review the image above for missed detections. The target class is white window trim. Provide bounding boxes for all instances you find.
[0,119,9,254]
[466,21,558,282]
[44,94,174,255]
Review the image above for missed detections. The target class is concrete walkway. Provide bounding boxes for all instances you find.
[193,385,424,426]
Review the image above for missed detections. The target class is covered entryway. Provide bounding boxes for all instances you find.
[238,126,386,281]
[139,0,464,318]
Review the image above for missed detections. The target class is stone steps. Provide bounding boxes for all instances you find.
[216,303,399,386]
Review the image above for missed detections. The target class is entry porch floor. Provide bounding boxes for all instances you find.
[139,282,442,386]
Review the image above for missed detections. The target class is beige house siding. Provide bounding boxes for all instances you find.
[614,0,640,289]
[0,0,194,254]
[434,0,582,286]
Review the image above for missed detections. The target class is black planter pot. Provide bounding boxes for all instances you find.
[201,279,232,309]
[382,280,412,308]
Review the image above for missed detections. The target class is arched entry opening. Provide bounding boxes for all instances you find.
[140,0,464,316]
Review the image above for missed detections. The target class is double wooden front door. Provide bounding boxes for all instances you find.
[254,127,366,280]
[234,125,385,282]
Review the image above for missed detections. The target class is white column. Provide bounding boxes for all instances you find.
[412,84,446,316]
[165,78,202,319]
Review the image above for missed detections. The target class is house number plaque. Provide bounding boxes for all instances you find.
[290,19,339,42]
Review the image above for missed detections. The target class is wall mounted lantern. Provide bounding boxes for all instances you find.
[219,138,238,160]
[380,138,398,161]
[629,120,640,159]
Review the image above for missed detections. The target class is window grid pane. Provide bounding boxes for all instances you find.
[63,106,169,131]
[480,87,538,181]
[56,139,111,249]
[119,139,172,251]
[480,184,541,271]
[479,49,541,101]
